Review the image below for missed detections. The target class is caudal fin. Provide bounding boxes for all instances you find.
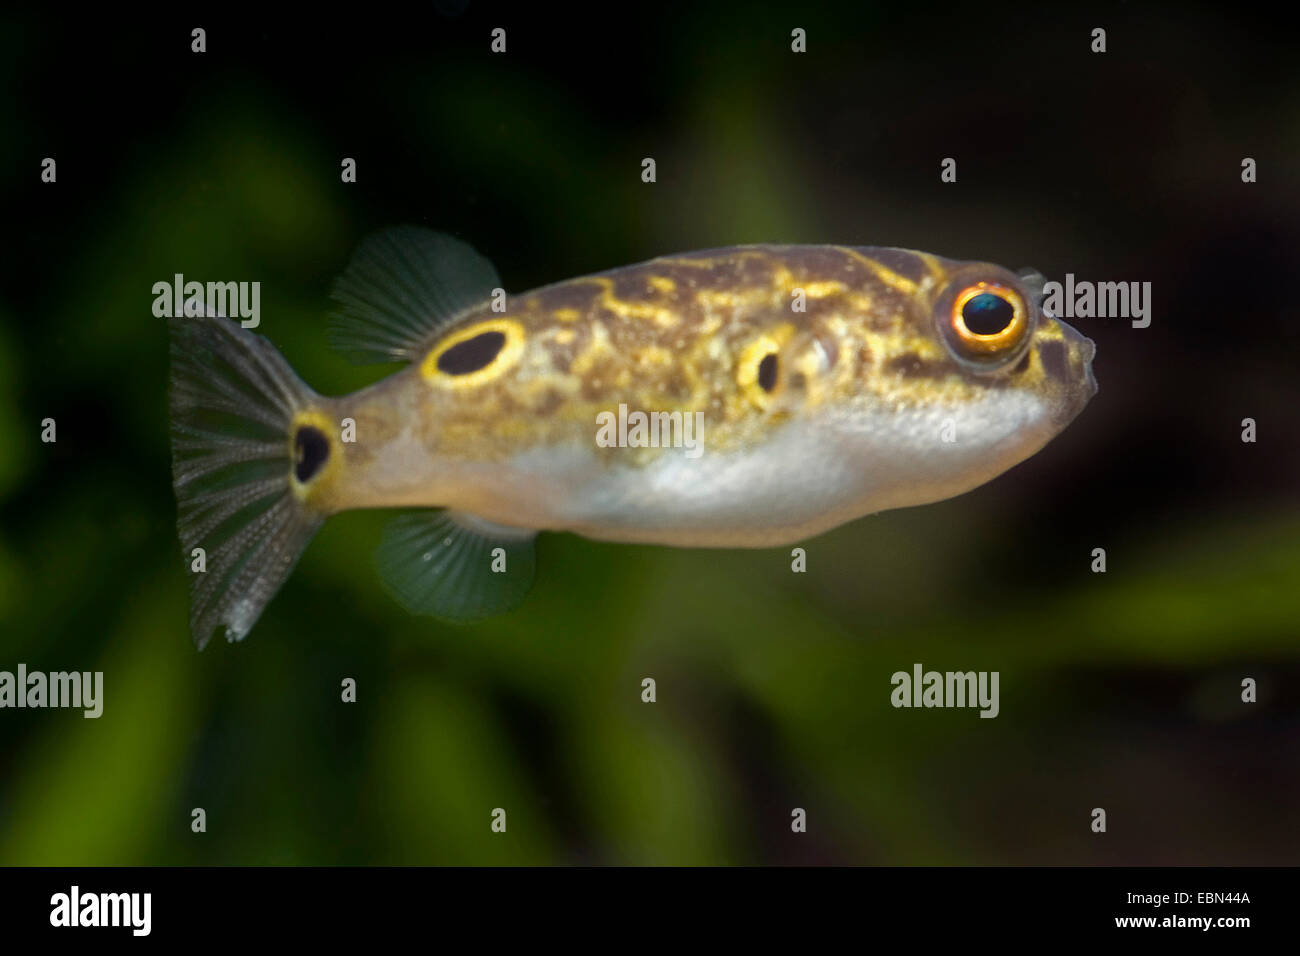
[168,309,325,649]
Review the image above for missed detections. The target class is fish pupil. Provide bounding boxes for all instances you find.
[757,352,779,392]
[962,292,1014,335]
[294,426,330,483]
[437,330,507,375]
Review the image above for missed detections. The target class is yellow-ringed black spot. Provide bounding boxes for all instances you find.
[736,324,796,409]
[437,330,506,375]
[421,318,526,389]
[294,425,330,483]
[757,352,779,392]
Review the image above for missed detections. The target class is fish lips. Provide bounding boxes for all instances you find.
[1055,319,1098,424]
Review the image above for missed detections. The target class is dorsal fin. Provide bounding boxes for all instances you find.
[327,226,502,365]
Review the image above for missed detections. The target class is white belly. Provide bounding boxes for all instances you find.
[443,390,1056,548]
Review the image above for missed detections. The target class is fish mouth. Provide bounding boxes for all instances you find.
[1053,319,1098,422]
[1076,331,1098,400]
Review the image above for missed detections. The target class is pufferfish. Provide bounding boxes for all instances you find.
[168,226,1097,648]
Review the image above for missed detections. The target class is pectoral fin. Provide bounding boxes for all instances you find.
[375,510,536,623]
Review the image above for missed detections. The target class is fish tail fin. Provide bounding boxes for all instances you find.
[167,308,327,649]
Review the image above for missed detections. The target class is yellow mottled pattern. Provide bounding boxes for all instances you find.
[336,245,1072,466]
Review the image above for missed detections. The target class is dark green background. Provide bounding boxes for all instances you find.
[1,3,1296,864]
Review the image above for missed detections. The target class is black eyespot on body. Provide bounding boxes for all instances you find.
[757,352,779,392]
[294,426,330,483]
[436,330,507,375]
[961,292,1015,335]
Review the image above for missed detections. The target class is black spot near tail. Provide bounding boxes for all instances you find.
[294,426,330,482]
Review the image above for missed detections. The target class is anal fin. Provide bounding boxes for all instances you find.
[375,510,537,623]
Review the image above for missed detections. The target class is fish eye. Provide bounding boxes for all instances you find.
[945,281,1029,362]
